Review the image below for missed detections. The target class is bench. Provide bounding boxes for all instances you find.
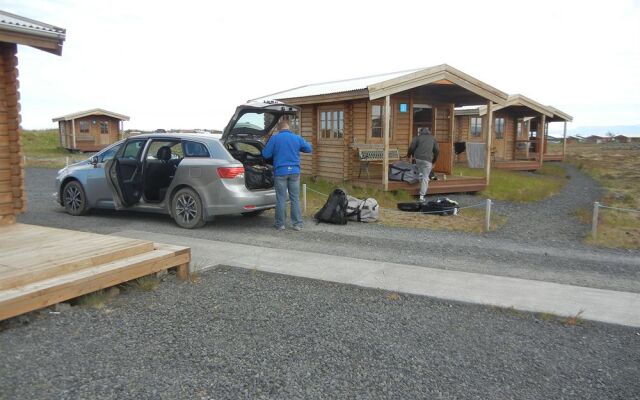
[357,148,401,179]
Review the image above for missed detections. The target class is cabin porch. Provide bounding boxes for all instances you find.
[352,171,486,195]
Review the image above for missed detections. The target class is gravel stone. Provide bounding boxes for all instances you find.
[1,267,638,400]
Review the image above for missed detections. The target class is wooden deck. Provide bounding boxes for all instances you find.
[493,160,541,171]
[355,174,487,195]
[0,224,191,321]
[544,154,564,162]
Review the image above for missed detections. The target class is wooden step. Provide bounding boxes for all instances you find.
[0,224,155,290]
[0,243,190,321]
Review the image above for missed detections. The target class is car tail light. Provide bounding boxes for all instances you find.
[217,166,244,179]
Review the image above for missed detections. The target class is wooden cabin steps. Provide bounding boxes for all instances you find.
[0,242,190,321]
[0,224,191,321]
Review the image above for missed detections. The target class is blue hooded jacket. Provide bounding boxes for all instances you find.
[262,130,312,176]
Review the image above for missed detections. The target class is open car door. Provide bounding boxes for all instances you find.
[105,138,147,209]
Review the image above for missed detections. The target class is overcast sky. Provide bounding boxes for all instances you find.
[5,0,640,132]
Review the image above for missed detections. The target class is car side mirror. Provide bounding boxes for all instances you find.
[91,156,99,167]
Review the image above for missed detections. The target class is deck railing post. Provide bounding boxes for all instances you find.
[485,199,492,232]
[592,201,600,239]
[302,183,307,213]
[65,157,69,166]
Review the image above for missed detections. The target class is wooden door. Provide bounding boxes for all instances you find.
[493,117,506,160]
[432,104,453,174]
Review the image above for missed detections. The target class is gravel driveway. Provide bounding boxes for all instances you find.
[19,168,640,293]
[2,266,639,400]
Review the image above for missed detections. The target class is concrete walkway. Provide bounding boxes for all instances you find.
[116,230,640,328]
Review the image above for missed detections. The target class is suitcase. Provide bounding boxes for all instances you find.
[397,202,422,212]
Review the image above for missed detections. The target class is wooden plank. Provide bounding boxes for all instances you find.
[0,241,155,290]
[0,249,191,320]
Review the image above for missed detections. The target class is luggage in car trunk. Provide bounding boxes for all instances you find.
[244,162,274,190]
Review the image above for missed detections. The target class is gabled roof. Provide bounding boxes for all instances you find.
[455,94,563,120]
[252,64,509,106]
[0,10,66,55]
[52,108,130,122]
[483,94,554,118]
[545,106,573,122]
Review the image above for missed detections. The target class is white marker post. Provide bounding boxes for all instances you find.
[302,183,307,213]
[485,199,492,232]
[592,202,600,239]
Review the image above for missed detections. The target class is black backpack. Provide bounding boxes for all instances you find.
[314,188,349,224]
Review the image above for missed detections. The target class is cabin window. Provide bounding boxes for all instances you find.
[370,100,393,139]
[100,121,109,134]
[516,119,522,137]
[470,117,482,137]
[319,109,344,140]
[77,121,92,141]
[79,121,90,133]
[494,118,505,139]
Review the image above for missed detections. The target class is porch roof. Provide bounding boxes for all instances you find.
[0,10,66,55]
[252,64,509,106]
[545,106,573,122]
[455,94,554,118]
[52,108,130,122]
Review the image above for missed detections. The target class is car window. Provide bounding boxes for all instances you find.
[122,140,146,160]
[99,144,122,163]
[183,141,210,158]
[146,140,181,160]
[230,112,277,136]
[231,142,261,155]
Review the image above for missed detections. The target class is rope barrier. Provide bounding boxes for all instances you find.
[597,204,640,214]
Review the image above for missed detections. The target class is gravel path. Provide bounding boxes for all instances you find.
[2,266,639,400]
[18,168,640,293]
[443,163,604,245]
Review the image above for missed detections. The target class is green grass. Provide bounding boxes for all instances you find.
[300,176,505,233]
[75,290,109,309]
[452,165,567,203]
[21,129,90,168]
[566,143,640,249]
[127,275,160,292]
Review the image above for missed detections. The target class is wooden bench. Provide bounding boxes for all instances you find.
[357,148,401,179]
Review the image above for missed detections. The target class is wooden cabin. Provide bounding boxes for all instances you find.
[454,94,554,171]
[254,65,509,194]
[52,108,129,152]
[0,11,65,224]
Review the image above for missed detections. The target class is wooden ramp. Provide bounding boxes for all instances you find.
[0,224,190,321]
[355,175,487,195]
[494,160,541,171]
[544,154,564,162]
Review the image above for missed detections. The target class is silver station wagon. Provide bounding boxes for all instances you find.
[55,101,298,228]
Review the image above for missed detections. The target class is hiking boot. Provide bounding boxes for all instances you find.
[419,197,426,203]
[292,225,303,231]
[275,225,285,231]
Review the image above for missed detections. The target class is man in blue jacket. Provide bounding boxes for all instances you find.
[262,116,312,231]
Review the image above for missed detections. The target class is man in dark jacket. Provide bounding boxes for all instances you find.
[262,116,312,231]
[408,127,439,202]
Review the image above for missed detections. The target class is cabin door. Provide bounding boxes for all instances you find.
[493,117,506,161]
[431,104,453,175]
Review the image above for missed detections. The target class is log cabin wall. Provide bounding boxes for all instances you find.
[0,42,26,225]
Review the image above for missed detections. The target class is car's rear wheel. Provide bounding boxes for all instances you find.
[172,187,206,229]
[63,181,89,216]
[241,210,266,217]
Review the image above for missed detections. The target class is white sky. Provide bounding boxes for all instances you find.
[5,0,640,132]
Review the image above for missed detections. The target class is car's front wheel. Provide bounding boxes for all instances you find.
[63,180,89,216]
[172,187,206,229]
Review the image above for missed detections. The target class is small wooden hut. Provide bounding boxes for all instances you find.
[52,108,129,152]
[254,64,509,193]
[0,11,65,224]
